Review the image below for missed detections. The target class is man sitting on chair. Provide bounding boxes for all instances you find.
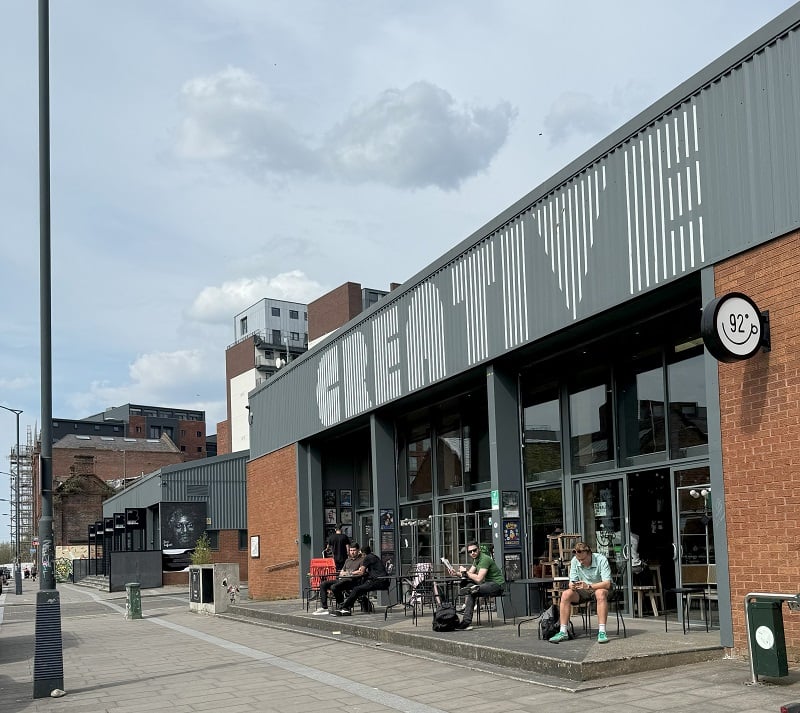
[332,546,389,615]
[313,543,364,615]
[549,541,612,644]
[453,541,505,631]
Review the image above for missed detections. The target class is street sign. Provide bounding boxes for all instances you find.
[30,548,36,555]
[32,537,39,546]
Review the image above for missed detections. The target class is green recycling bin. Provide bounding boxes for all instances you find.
[747,599,788,677]
[125,582,142,620]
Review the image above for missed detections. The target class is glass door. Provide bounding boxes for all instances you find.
[626,469,674,616]
[674,465,714,582]
[577,478,628,611]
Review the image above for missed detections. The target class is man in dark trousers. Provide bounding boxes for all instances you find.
[332,546,390,615]
[327,525,350,572]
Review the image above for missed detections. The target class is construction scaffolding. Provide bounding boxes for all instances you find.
[8,425,35,561]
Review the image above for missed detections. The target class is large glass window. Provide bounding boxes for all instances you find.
[527,486,563,574]
[522,383,562,483]
[617,348,666,465]
[398,425,432,501]
[399,502,432,573]
[569,367,614,473]
[437,413,463,491]
[355,450,372,510]
[667,341,708,459]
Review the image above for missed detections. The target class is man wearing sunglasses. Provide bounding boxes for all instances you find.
[453,541,505,631]
[549,542,612,644]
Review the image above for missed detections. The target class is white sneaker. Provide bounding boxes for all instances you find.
[312,607,329,616]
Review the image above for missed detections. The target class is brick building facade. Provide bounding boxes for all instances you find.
[246,444,299,599]
[52,434,183,486]
[53,455,115,547]
[715,230,800,659]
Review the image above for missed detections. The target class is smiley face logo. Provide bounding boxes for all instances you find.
[715,295,762,357]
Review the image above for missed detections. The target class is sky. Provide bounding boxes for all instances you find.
[0,0,796,541]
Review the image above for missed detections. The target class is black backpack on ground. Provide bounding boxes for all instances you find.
[537,604,574,640]
[431,581,460,632]
[432,602,459,632]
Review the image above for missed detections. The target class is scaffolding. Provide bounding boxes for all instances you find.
[8,425,35,560]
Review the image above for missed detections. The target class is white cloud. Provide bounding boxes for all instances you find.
[173,69,515,190]
[186,270,325,325]
[174,66,317,174]
[323,81,515,190]
[67,349,226,427]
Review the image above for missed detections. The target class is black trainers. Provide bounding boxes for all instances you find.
[337,608,352,616]
[455,621,473,630]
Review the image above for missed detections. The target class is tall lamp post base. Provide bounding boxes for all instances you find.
[33,590,64,698]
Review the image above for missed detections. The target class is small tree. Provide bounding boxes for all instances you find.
[190,533,213,565]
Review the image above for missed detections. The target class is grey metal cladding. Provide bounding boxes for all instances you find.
[249,7,800,458]
[103,452,248,530]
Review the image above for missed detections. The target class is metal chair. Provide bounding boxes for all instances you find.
[578,575,626,638]
[474,587,515,627]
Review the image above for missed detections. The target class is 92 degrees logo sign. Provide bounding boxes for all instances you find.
[701,292,768,362]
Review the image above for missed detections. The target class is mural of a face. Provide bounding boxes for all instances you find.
[161,502,206,550]
[171,512,195,547]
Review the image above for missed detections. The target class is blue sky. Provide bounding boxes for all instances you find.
[0,0,796,541]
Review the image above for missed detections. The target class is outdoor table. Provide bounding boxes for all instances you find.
[514,577,555,637]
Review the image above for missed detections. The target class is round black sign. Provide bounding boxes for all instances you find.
[700,292,763,362]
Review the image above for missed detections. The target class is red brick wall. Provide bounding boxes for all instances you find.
[246,444,299,599]
[128,415,146,438]
[177,419,206,460]
[715,229,800,660]
[53,446,183,484]
[54,473,115,546]
[307,282,362,341]
[216,420,231,456]
[214,528,249,580]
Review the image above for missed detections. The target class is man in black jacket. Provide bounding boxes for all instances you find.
[326,525,350,571]
[332,546,390,615]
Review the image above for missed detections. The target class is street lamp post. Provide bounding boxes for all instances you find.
[33,0,64,698]
[0,405,23,595]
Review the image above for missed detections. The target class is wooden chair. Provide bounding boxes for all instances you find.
[543,533,581,608]
[632,563,664,617]
[303,557,337,611]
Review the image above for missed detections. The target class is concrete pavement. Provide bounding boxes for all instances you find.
[1,579,799,712]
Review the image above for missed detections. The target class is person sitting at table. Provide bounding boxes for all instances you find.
[332,546,390,615]
[453,541,505,631]
[549,541,611,644]
[313,543,364,615]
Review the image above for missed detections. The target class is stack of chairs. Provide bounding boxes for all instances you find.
[542,533,582,607]
[303,557,337,611]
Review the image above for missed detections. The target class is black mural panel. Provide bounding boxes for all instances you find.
[160,502,207,550]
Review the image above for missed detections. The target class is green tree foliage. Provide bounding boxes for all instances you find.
[189,532,213,565]
[0,542,14,563]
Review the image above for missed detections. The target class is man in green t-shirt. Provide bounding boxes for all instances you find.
[453,541,505,630]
